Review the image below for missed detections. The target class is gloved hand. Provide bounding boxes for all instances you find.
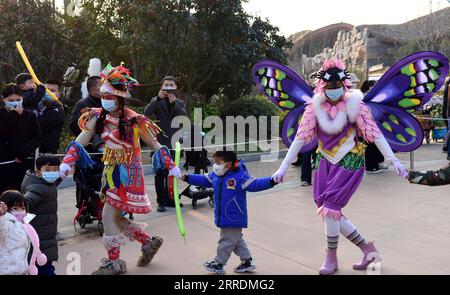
[169,166,182,179]
[272,166,288,183]
[392,160,408,178]
[59,163,72,179]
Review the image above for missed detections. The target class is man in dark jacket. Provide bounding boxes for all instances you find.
[38,79,66,154]
[69,76,102,136]
[15,73,46,112]
[0,84,42,193]
[22,155,61,275]
[144,76,187,212]
[68,76,103,210]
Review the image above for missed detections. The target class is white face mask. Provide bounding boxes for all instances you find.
[5,100,23,111]
[213,163,228,176]
[325,87,345,101]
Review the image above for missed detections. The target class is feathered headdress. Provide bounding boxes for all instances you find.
[100,63,140,98]
[314,58,352,94]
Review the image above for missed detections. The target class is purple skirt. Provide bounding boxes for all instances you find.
[313,153,365,212]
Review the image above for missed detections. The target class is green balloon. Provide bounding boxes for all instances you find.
[173,141,186,243]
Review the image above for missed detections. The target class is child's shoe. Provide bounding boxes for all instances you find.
[203,260,225,274]
[92,258,127,275]
[234,258,256,273]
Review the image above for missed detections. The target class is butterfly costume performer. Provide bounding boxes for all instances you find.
[60,64,181,275]
[253,52,449,275]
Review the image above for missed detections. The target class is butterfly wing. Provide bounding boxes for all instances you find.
[252,60,313,110]
[252,60,314,148]
[367,102,423,152]
[364,51,449,151]
[282,106,318,152]
[364,51,449,109]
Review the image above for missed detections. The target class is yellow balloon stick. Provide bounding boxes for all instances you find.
[15,41,60,103]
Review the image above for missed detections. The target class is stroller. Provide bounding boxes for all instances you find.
[180,127,214,209]
[73,149,105,235]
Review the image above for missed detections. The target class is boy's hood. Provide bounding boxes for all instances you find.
[22,170,48,187]
[227,160,247,175]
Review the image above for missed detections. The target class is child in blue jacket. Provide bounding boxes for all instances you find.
[182,150,277,274]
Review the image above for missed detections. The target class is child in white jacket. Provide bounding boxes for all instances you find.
[0,190,47,275]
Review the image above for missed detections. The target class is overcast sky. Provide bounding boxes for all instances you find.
[55,0,450,37]
[244,0,450,36]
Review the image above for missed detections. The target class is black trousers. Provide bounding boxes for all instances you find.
[300,151,314,183]
[365,143,384,171]
[0,159,34,194]
[154,150,175,206]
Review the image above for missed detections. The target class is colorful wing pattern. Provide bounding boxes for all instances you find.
[364,51,449,152]
[252,60,317,151]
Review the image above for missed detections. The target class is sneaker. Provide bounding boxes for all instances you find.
[234,258,256,273]
[378,163,389,170]
[301,181,311,186]
[157,205,166,212]
[366,169,382,174]
[203,260,225,274]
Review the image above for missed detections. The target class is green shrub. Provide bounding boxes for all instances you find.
[221,95,280,119]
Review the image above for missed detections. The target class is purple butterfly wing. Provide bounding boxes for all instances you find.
[367,102,423,152]
[364,51,449,151]
[282,106,318,152]
[252,60,314,148]
[252,60,313,110]
[365,51,449,109]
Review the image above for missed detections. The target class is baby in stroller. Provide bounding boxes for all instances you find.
[181,127,214,209]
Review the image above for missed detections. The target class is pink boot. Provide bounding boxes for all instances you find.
[319,249,338,275]
[353,241,380,270]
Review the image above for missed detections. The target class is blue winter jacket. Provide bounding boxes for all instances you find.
[187,160,274,228]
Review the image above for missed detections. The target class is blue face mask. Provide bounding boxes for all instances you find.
[43,93,54,103]
[42,171,60,184]
[325,87,345,101]
[101,99,118,112]
[5,100,23,110]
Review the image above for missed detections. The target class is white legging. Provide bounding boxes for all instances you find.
[324,216,366,247]
[102,202,129,236]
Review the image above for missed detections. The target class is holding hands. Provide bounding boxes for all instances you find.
[272,167,287,184]
[392,159,409,178]
[59,163,72,179]
[169,166,182,179]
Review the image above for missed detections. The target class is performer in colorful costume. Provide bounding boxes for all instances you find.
[60,64,181,275]
[253,52,448,275]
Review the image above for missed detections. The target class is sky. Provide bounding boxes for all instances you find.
[244,0,450,36]
[56,0,450,37]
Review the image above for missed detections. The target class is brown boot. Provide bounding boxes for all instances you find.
[92,258,127,275]
[137,235,164,266]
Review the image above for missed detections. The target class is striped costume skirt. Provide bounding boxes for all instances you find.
[101,161,152,214]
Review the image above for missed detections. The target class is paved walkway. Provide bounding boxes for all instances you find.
[54,143,449,275]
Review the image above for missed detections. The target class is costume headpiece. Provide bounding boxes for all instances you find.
[314,58,352,93]
[100,63,139,98]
